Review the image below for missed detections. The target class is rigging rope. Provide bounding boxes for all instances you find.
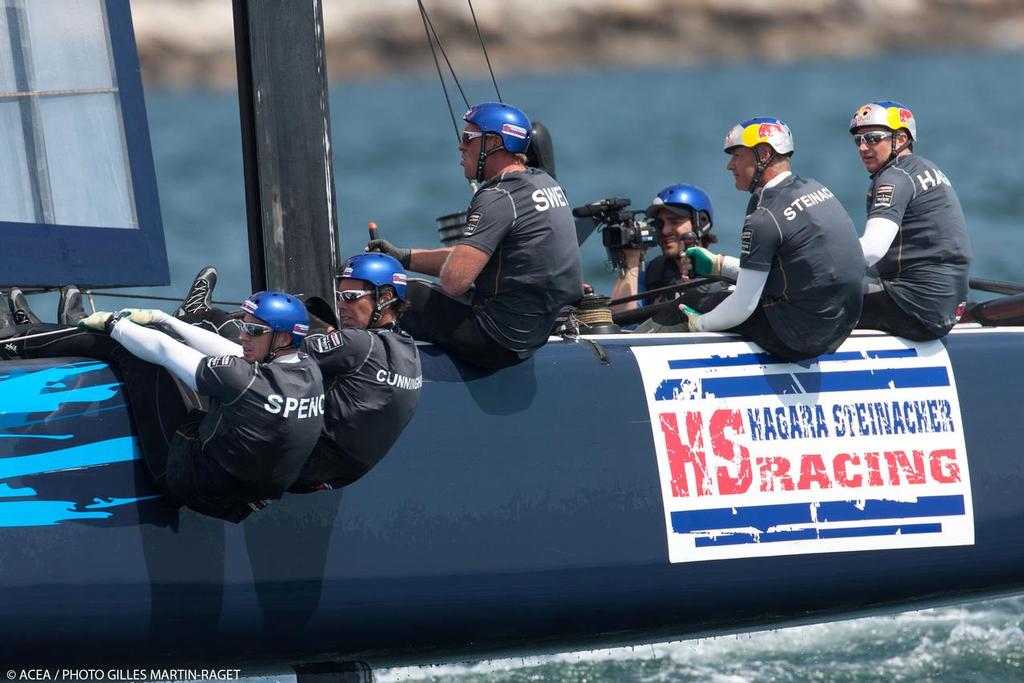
[418,0,469,141]
[466,0,502,103]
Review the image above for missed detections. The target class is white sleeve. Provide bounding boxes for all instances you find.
[860,217,900,267]
[110,319,205,391]
[151,310,243,358]
[697,268,769,332]
[720,255,741,281]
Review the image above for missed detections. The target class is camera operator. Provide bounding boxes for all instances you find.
[609,184,722,315]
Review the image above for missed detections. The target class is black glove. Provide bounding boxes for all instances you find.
[366,239,411,268]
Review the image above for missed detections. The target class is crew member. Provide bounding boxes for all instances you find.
[293,253,421,491]
[131,257,421,493]
[680,117,864,361]
[609,183,724,315]
[367,102,583,369]
[73,290,324,522]
[849,101,971,339]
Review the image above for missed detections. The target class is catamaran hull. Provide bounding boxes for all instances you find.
[0,329,1021,669]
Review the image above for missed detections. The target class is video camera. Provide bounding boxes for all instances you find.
[572,198,658,273]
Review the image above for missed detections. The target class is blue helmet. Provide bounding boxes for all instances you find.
[463,102,532,153]
[646,183,714,233]
[242,291,309,347]
[339,253,407,301]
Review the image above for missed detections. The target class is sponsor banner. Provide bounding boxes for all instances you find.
[632,337,973,563]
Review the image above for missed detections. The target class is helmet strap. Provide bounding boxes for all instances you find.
[262,333,294,363]
[749,146,777,193]
[475,134,504,183]
[369,287,396,327]
[871,131,913,179]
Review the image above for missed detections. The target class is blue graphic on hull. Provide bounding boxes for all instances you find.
[0,361,121,417]
[0,483,37,498]
[0,359,157,528]
[0,437,139,479]
[0,495,159,527]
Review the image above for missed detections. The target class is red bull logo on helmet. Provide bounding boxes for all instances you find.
[501,123,528,139]
[757,122,785,139]
[898,108,913,124]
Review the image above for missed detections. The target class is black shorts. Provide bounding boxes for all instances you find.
[164,420,264,523]
[399,280,525,370]
[288,440,367,493]
[857,290,942,341]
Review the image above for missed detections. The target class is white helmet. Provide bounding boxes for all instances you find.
[849,101,917,141]
[723,117,794,156]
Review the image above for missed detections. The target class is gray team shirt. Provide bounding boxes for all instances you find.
[867,154,971,334]
[195,353,324,497]
[298,325,421,487]
[741,174,864,356]
[460,168,584,355]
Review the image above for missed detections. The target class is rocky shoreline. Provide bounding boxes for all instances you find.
[131,0,1024,88]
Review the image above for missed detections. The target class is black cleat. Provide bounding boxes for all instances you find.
[0,292,15,340]
[8,288,40,325]
[174,266,218,318]
[57,285,86,326]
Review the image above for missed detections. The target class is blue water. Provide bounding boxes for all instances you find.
[21,50,1024,680]
[118,50,1020,314]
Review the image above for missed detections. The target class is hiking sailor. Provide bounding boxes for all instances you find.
[367,102,584,369]
[290,253,422,491]
[849,101,972,339]
[72,290,325,522]
[126,257,421,493]
[609,183,727,317]
[667,117,864,361]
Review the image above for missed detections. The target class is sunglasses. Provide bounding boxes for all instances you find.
[852,131,893,147]
[460,130,485,145]
[336,289,373,303]
[240,321,273,336]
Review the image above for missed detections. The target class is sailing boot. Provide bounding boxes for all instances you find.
[0,292,16,340]
[57,285,86,326]
[8,288,41,325]
[174,266,218,318]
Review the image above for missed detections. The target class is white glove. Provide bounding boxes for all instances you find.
[116,308,161,326]
[76,311,114,332]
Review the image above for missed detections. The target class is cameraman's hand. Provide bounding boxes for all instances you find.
[686,247,723,277]
[365,239,411,268]
[621,247,643,270]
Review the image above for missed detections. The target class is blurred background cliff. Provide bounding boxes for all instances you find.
[132,0,1024,88]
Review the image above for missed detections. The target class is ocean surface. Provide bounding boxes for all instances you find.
[31,51,1024,681]
[126,50,1023,311]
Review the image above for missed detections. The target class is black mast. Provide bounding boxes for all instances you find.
[231,0,338,307]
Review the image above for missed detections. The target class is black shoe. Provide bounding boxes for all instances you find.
[8,288,40,325]
[57,286,86,326]
[174,266,217,318]
[0,292,15,340]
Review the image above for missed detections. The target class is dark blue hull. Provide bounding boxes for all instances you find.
[1,329,1022,669]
